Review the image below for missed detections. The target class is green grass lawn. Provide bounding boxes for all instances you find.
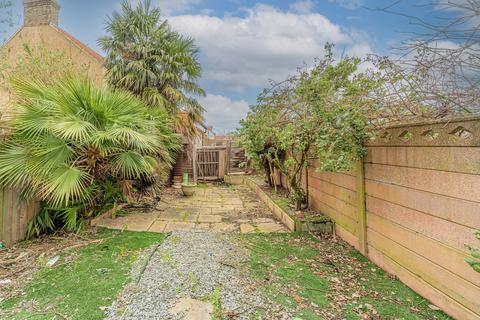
[243,233,452,320]
[0,230,454,320]
[1,229,167,320]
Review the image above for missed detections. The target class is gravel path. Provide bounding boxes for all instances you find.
[105,231,291,319]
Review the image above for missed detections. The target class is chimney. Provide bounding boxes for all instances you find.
[24,0,60,27]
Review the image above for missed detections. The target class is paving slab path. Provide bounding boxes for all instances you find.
[96,184,288,234]
[105,231,291,320]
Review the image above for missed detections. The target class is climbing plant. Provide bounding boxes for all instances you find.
[240,45,397,209]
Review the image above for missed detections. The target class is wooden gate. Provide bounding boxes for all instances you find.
[194,146,227,181]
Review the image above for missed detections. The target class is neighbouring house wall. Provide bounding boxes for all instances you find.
[0,25,105,122]
[279,116,480,320]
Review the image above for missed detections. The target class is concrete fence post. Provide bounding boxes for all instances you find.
[356,158,367,254]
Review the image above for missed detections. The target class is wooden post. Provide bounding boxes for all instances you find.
[218,150,226,179]
[305,165,309,207]
[226,141,231,175]
[356,158,367,255]
[192,146,197,183]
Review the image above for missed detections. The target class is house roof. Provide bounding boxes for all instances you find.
[54,26,103,63]
[3,24,104,65]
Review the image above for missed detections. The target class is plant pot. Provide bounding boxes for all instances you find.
[181,184,196,196]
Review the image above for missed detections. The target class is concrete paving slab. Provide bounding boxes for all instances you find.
[211,222,237,232]
[96,184,290,234]
[149,221,168,233]
[240,223,256,234]
[197,215,223,223]
[256,222,287,233]
[164,222,196,232]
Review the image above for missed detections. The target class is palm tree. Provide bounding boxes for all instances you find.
[0,76,180,232]
[98,0,205,138]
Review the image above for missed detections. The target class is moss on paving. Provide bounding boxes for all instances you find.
[1,229,167,320]
[243,233,452,320]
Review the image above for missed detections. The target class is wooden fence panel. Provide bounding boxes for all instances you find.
[0,188,39,244]
[365,163,479,202]
[367,213,480,287]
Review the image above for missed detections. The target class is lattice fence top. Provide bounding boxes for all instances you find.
[366,115,480,147]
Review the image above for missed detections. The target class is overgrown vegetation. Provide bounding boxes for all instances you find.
[239,45,400,209]
[98,0,205,138]
[0,44,89,87]
[209,287,223,320]
[244,233,451,320]
[0,229,167,320]
[0,77,180,234]
[376,1,480,116]
[0,0,204,238]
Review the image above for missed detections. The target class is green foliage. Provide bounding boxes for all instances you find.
[0,77,180,233]
[26,204,55,238]
[209,287,224,320]
[98,0,205,138]
[0,44,88,88]
[239,45,386,208]
[466,229,480,273]
[1,229,167,320]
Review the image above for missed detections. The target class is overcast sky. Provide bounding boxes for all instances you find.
[1,0,454,134]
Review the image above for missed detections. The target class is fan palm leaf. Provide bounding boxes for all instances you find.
[98,0,205,138]
[0,76,180,210]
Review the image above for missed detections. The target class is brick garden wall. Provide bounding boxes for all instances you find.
[281,116,480,319]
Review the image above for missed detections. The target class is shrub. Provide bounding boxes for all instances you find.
[240,46,385,209]
[0,44,89,87]
[98,0,205,138]
[0,77,180,233]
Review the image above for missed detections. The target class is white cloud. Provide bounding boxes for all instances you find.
[289,0,315,14]
[328,0,364,10]
[198,94,250,132]
[168,4,372,92]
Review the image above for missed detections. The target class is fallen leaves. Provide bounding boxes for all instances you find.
[246,233,448,320]
[0,230,100,304]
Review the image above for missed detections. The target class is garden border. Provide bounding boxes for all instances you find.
[226,174,333,233]
[226,174,294,230]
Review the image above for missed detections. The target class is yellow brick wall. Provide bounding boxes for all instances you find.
[0,25,105,123]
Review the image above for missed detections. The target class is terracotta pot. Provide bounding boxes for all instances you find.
[181,184,196,196]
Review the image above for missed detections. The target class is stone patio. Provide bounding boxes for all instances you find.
[94,183,288,234]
